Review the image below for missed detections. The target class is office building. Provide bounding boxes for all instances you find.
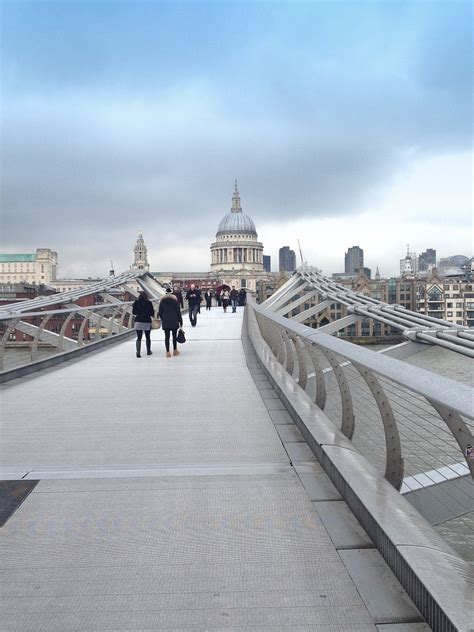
[344,246,364,274]
[279,246,296,272]
[418,248,436,272]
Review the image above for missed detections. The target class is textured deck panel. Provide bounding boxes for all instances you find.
[0,473,378,630]
[0,311,287,470]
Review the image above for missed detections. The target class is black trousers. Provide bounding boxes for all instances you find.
[164,328,178,352]
[136,329,151,349]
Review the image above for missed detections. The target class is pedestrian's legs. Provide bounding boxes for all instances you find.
[189,306,197,326]
[136,330,143,357]
[145,329,152,355]
[172,328,179,355]
[164,329,171,352]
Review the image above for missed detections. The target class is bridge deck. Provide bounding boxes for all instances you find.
[0,309,425,630]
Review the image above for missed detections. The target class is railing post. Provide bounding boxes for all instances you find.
[352,361,404,489]
[0,318,20,371]
[304,341,327,410]
[429,401,474,477]
[31,314,53,362]
[317,347,355,440]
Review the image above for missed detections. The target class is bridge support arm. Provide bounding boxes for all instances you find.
[14,320,78,351]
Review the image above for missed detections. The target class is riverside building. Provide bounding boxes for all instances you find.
[0,249,58,285]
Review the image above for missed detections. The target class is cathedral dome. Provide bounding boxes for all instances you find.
[217,212,256,235]
[216,181,257,236]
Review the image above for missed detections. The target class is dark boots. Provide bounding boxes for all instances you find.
[136,340,141,358]
[146,340,152,355]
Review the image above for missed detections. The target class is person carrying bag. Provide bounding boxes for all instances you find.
[158,287,183,357]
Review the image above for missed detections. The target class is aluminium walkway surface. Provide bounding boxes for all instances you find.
[0,309,428,631]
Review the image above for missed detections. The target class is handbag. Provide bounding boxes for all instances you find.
[151,318,160,330]
[177,328,186,344]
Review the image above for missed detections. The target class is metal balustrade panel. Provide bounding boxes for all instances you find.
[248,297,473,485]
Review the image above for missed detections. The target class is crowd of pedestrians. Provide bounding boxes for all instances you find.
[132,284,246,358]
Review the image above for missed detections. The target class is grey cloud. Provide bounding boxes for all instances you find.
[2,19,471,277]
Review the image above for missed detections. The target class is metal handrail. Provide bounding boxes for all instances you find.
[0,299,134,322]
[0,297,170,372]
[0,299,159,321]
[248,296,473,488]
[0,269,146,315]
[267,266,473,357]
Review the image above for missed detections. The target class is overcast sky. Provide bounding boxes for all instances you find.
[1,0,472,278]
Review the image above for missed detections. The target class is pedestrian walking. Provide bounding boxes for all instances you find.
[196,286,202,314]
[239,288,247,306]
[173,286,184,308]
[204,288,212,310]
[229,286,239,313]
[158,287,183,357]
[221,289,229,313]
[132,291,154,358]
[186,284,201,327]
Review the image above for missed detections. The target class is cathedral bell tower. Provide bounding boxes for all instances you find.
[131,231,150,271]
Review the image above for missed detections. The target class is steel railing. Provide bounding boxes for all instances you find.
[0,298,170,371]
[264,266,474,358]
[247,297,474,489]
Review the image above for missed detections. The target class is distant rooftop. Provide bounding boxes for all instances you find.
[0,254,36,262]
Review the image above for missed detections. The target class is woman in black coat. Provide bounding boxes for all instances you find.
[204,289,212,310]
[132,292,154,358]
[158,288,183,357]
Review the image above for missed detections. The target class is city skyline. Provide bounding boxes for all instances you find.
[1,234,469,282]
[1,1,472,278]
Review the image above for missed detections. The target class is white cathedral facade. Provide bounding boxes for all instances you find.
[210,181,266,291]
[131,182,278,294]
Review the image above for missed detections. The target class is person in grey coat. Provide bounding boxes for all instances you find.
[158,288,183,357]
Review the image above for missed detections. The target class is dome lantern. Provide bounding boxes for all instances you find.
[216,181,257,236]
[231,180,242,213]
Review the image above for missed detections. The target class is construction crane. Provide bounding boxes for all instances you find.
[297,239,307,266]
